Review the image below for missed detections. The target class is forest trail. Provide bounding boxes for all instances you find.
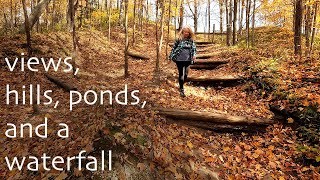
[1,28,319,179]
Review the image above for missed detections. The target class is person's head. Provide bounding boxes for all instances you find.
[178,26,195,41]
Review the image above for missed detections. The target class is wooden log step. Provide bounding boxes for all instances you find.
[196,53,216,59]
[155,108,274,126]
[190,60,228,70]
[190,64,222,70]
[172,120,265,132]
[187,75,243,83]
[128,50,150,60]
[194,59,229,65]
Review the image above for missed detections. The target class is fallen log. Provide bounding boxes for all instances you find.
[187,75,243,83]
[127,50,150,60]
[156,108,274,126]
[301,77,320,83]
[45,73,77,92]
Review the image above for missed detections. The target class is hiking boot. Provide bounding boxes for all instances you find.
[180,89,186,97]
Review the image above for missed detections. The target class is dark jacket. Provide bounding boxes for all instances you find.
[169,38,197,62]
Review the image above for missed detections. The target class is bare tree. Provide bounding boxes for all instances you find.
[155,0,166,84]
[208,0,211,41]
[21,0,40,114]
[29,0,52,30]
[166,0,172,58]
[251,0,256,46]
[294,0,303,56]
[219,0,224,40]
[245,0,251,48]
[310,2,318,55]
[133,0,137,45]
[225,0,231,46]
[124,0,129,77]
[108,0,112,42]
[233,0,238,45]
[238,0,244,36]
[179,0,184,31]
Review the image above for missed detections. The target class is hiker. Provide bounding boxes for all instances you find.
[169,26,197,97]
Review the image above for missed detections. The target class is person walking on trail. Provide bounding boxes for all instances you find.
[169,26,197,97]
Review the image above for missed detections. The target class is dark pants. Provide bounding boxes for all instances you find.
[176,61,191,90]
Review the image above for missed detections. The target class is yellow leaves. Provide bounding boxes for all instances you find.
[187,141,193,149]
[252,149,265,159]
[205,157,217,163]
[301,166,310,172]
[302,100,310,107]
[268,145,275,151]
[287,118,294,124]
[252,153,260,159]
[223,147,231,152]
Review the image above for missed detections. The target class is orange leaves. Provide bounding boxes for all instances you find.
[253,149,265,159]
[287,118,294,124]
[187,141,193,149]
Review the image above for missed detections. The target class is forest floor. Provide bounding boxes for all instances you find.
[0,25,319,179]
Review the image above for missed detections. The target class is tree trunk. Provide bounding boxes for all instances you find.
[154,0,165,85]
[179,0,184,31]
[119,0,123,26]
[139,0,144,40]
[108,0,112,42]
[68,0,78,77]
[208,0,211,41]
[175,0,178,38]
[233,0,238,45]
[21,0,40,114]
[133,0,137,45]
[28,0,51,30]
[219,0,224,41]
[194,0,198,33]
[239,0,244,36]
[245,0,251,48]
[310,2,318,55]
[251,0,256,47]
[124,0,129,77]
[225,0,231,46]
[294,0,303,56]
[166,0,172,59]
[10,0,14,28]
